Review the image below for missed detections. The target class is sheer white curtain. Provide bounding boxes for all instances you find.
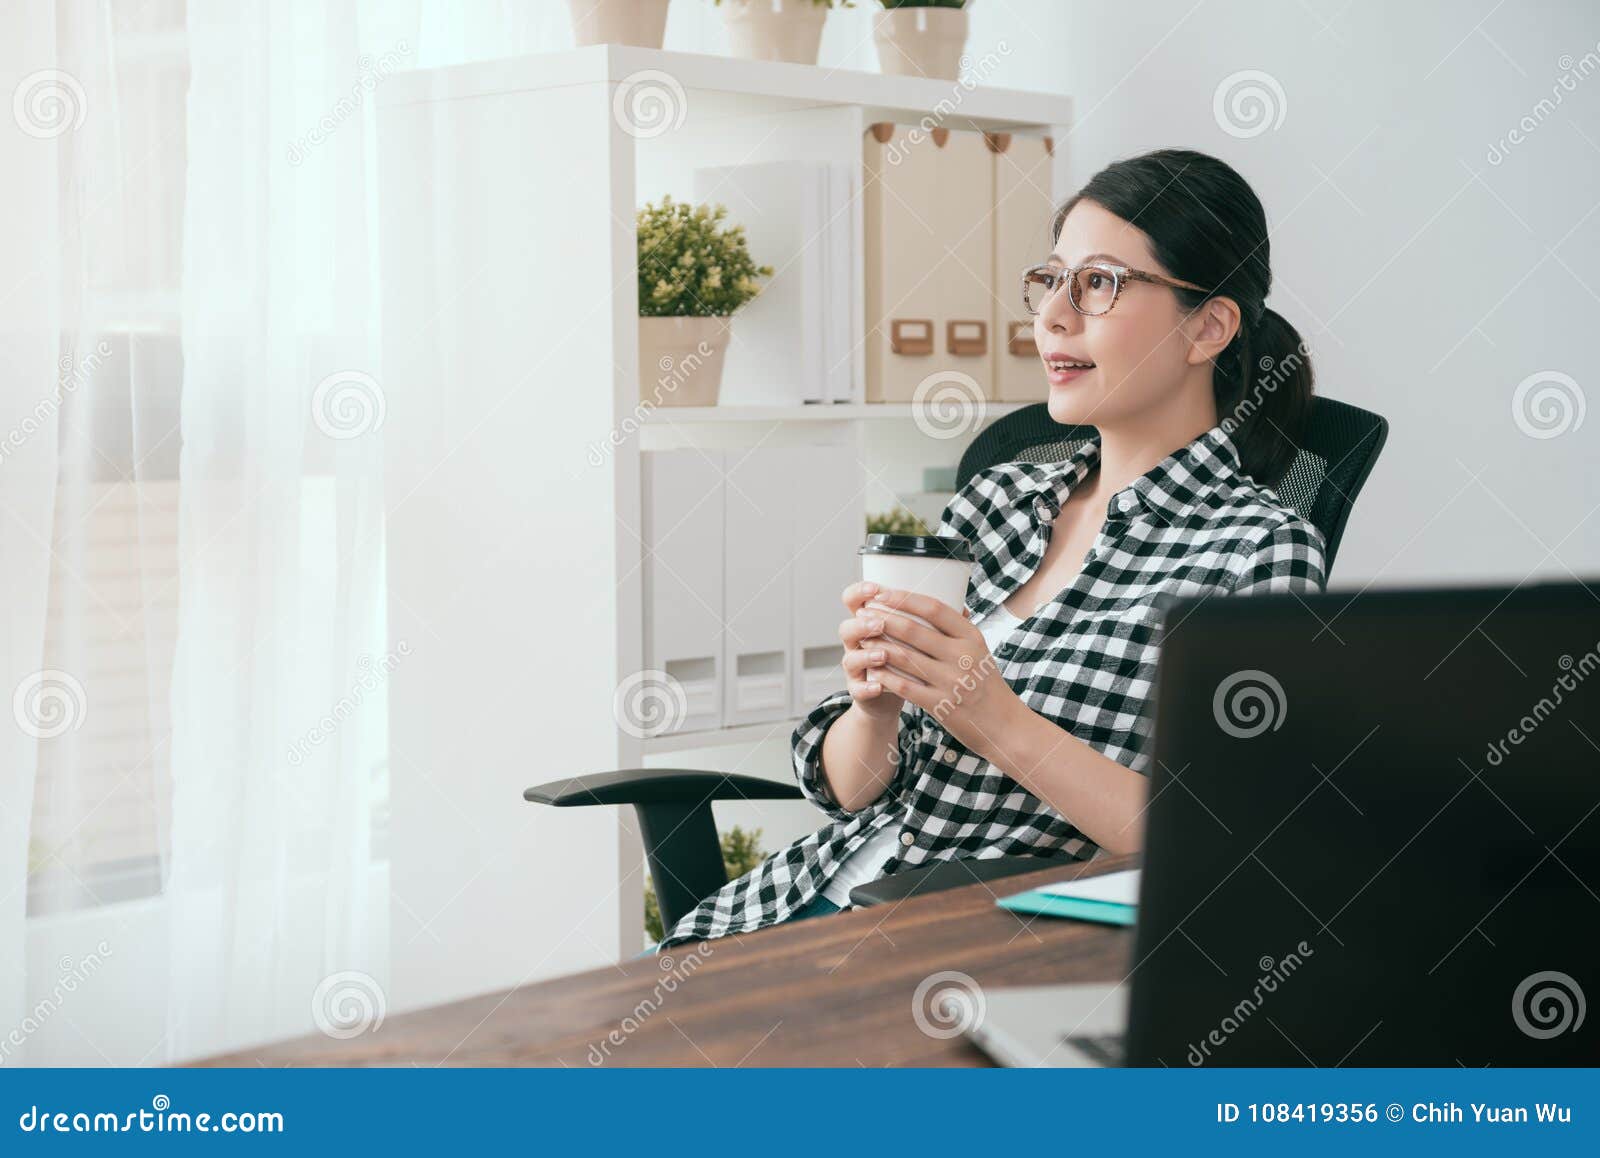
[3,0,404,1065]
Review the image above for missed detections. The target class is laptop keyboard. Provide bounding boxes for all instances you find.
[1062,1031,1125,1065]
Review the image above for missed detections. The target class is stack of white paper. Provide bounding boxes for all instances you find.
[692,160,856,406]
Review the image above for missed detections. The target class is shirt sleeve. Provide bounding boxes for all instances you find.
[790,689,862,822]
[1229,519,1328,596]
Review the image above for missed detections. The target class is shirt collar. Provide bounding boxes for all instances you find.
[1022,423,1245,527]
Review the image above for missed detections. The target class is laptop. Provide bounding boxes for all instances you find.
[966,579,1600,1066]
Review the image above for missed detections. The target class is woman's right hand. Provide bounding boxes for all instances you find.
[839,581,904,719]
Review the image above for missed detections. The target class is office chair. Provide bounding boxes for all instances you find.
[525,396,1389,935]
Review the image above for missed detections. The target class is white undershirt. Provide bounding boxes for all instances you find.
[818,600,1028,907]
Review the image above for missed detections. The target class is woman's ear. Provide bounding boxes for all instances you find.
[1184,296,1243,365]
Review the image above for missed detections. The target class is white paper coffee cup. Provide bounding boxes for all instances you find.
[858,532,975,680]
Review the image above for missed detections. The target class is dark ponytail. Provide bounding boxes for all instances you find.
[1052,149,1313,483]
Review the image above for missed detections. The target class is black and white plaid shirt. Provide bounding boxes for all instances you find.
[657,422,1327,951]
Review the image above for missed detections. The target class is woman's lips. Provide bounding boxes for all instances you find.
[1045,364,1094,386]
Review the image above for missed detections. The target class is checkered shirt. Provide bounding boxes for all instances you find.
[656,423,1327,951]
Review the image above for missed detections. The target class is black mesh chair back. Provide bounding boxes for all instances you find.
[955,396,1388,574]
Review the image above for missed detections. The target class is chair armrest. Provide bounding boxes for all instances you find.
[848,853,1084,907]
[524,767,803,808]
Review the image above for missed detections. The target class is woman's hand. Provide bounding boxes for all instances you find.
[838,581,905,720]
[859,587,1026,763]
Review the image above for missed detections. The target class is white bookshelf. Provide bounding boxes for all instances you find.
[375,45,1070,984]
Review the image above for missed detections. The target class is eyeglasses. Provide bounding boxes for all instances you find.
[1021,260,1212,318]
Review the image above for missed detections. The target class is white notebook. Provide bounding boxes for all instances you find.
[1037,868,1142,906]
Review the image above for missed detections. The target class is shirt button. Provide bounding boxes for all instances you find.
[900,831,916,846]
[941,748,958,764]
[1039,508,1054,525]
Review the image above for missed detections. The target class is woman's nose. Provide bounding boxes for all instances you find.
[1036,282,1084,334]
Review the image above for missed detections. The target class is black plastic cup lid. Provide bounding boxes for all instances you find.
[858,533,974,562]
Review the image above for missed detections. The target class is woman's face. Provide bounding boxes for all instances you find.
[1033,200,1210,430]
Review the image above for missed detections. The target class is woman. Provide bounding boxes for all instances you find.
[649,147,1326,955]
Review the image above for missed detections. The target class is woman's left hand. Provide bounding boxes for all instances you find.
[854,587,1025,764]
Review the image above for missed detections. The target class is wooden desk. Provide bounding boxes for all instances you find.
[201,855,1136,1067]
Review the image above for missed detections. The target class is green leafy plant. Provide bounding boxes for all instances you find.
[645,824,772,942]
[867,507,932,535]
[637,196,775,318]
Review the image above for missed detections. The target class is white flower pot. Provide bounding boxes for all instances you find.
[721,0,828,65]
[568,0,672,48]
[638,316,733,406]
[873,6,970,80]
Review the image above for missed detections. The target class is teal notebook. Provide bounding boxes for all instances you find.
[995,868,1140,927]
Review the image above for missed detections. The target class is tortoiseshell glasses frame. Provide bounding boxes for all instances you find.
[1021,260,1212,317]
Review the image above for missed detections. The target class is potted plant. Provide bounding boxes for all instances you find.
[874,0,970,80]
[637,195,774,407]
[713,0,855,66]
[568,0,673,48]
